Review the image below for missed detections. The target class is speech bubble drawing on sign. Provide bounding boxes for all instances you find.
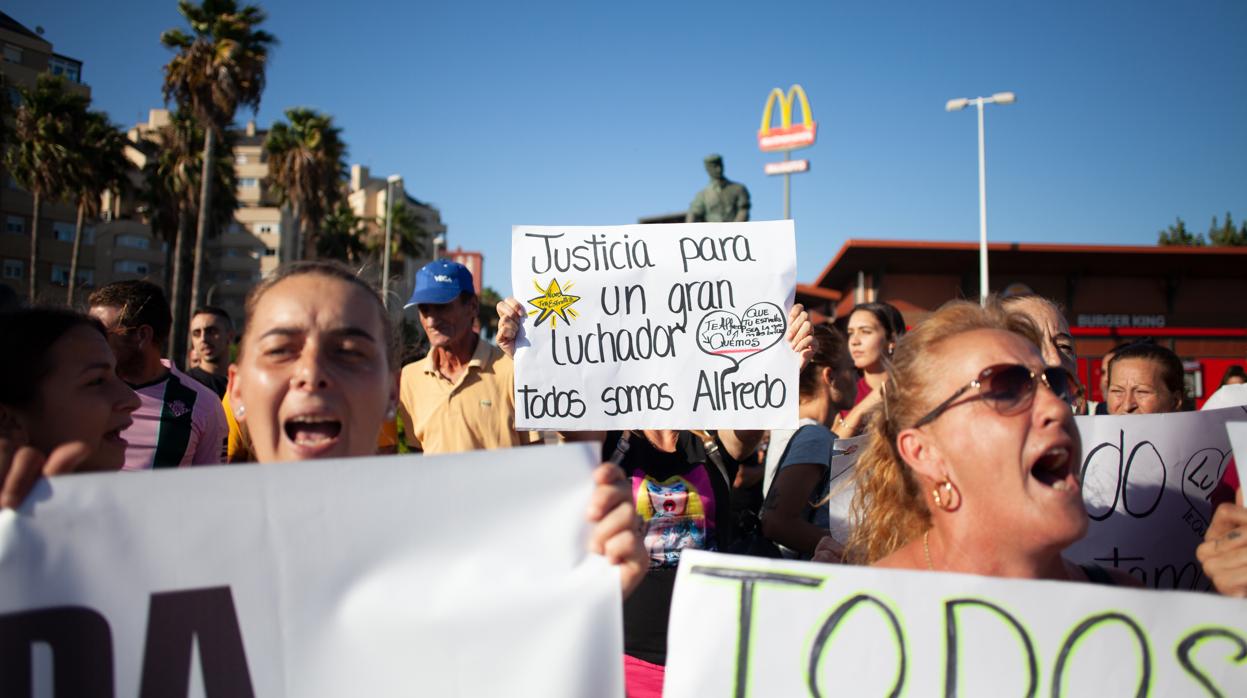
[696,302,786,373]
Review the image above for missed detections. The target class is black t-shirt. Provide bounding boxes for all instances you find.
[604,431,734,666]
[186,367,228,398]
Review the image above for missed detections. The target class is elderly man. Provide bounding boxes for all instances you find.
[397,260,539,454]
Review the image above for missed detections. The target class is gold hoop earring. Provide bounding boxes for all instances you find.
[932,480,958,512]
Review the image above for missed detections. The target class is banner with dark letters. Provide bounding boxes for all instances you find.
[665,550,1247,697]
[0,444,621,697]
[510,222,799,430]
[1065,406,1245,590]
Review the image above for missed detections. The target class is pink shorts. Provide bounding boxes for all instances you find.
[623,654,665,698]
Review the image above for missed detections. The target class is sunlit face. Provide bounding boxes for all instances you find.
[906,329,1087,551]
[16,326,140,472]
[88,304,147,377]
[846,310,890,372]
[1107,357,1180,415]
[1009,297,1078,383]
[230,274,396,463]
[417,295,478,349]
[1225,374,1246,386]
[190,312,232,366]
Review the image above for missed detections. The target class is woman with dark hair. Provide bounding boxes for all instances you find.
[1106,341,1185,414]
[760,324,856,560]
[1220,365,1247,387]
[846,299,1135,585]
[834,302,905,438]
[0,308,139,506]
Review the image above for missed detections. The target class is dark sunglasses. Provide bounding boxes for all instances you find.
[912,363,1070,428]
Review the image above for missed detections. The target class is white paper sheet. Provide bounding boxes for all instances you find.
[510,222,799,430]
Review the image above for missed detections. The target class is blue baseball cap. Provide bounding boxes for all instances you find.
[405,259,475,308]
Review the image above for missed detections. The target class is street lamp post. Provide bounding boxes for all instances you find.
[381,174,402,308]
[946,91,1015,305]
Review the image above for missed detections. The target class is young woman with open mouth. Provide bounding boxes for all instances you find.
[845,300,1136,585]
[0,309,140,506]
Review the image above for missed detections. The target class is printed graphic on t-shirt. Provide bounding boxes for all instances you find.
[632,468,717,569]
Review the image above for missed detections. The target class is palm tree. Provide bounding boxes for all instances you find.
[317,201,368,264]
[161,0,274,316]
[66,111,131,305]
[264,107,347,260]
[138,110,238,359]
[4,75,88,302]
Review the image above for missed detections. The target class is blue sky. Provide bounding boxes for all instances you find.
[11,0,1246,292]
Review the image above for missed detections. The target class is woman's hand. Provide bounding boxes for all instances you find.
[1197,503,1247,597]
[585,462,647,599]
[495,297,526,358]
[0,437,91,509]
[786,303,813,370]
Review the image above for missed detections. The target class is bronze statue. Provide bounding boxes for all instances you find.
[687,154,750,223]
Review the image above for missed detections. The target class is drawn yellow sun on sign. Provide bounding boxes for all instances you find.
[527,278,581,328]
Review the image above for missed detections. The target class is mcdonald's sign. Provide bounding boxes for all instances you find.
[758,84,817,152]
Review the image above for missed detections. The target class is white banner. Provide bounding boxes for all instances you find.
[0,444,621,697]
[665,550,1247,698]
[510,222,799,431]
[1228,421,1247,486]
[1066,407,1242,590]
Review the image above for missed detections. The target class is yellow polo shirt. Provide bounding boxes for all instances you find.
[398,337,539,454]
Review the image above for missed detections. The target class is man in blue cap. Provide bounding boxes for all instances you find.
[398,259,540,454]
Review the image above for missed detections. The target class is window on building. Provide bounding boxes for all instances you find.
[240,178,258,188]
[52,222,75,242]
[5,216,24,234]
[257,224,278,235]
[5,87,19,108]
[263,247,276,257]
[83,226,95,245]
[50,265,95,287]
[236,154,248,164]
[113,260,149,275]
[48,57,81,83]
[2,259,22,279]
[3,45,21,64]
[115,234,149,249]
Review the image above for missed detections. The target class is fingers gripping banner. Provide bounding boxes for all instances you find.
[0,444,622,697]
[510,222,799,430]
[664,550,1247,698]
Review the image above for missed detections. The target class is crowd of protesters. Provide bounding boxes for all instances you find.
[2,257,1246,698]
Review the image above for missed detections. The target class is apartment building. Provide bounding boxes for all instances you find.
[346,164,448,306]
[0,11,99,303]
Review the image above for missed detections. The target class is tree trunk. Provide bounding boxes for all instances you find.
[28,191,40,303]
[168,207,191,367]
[293,205,305,262]
[188,126,215,326]
[68,199,86,306]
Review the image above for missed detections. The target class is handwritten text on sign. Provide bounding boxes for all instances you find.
[0,444,621,697]
[664,550,1247,698]
[511,222,799,430]
[1065,407,1242,590]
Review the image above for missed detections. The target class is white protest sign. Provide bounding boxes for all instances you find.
[1065,407,1243,590]
[0,444,621,697]
[825,435,865,547]
[664,550,1247,698]
[510,222,799,430]
[1204,383,1247,411]
[1228,420,1247,486]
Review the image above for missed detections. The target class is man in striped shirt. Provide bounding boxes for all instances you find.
[88,281,228,470]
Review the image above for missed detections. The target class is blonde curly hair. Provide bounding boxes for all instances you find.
[843,298,1042,564]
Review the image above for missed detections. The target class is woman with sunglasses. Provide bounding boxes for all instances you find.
[846,300,1134,584]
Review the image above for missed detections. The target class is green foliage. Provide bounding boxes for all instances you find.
[4,75,85,202]
[4,74,89,300]
[1208,212,1246,246]
[66,110,132,303]
[370,202,430,265]
[160,0,276,136]
[479,286,503,339]
[317,202,368,263]
[1157,217,1205,246]
[264,107,347,258]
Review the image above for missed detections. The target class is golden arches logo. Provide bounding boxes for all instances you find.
[758,84,817,152]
